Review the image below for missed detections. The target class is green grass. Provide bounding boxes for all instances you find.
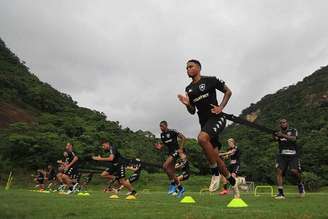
[1,173,328,219]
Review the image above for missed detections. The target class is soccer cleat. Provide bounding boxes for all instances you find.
[65,189,74,195]
[298,183,305,197]
[209,175,220,192]
[72,183,80,192]
[177,186,185,198]
[168,184,176,195]
[219,189,229,196]
[275,193,286,199]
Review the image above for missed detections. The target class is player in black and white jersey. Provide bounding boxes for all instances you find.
[274,118,305,199]
[155,121,186,198]
[219,138,241,196]
[178,59,238,196]
[92,140,137,198]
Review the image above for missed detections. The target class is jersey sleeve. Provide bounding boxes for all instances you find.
[109,146,117,157]
[215,77,225,92]
[171,129,181,138]
[185,86,195,106]
[291,128,298,138]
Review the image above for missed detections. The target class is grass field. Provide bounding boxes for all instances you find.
[1,173,328,219]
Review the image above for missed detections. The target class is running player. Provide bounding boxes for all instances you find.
[178,59,237,195]
[219,138,241,196]
[57,143,79,194]
[274,118,305,199]
[155,121,186,198]
[115,158,142,195]
[92,140,137,198]
[175,148,190,182]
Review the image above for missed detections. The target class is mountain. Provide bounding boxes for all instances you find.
[1,37,327,188]
[0,38,163,172]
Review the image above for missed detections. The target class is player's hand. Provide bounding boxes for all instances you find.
[210,104,223,114]
[177,93,190,106]
[275,131,284,138]
[154,143,162,150]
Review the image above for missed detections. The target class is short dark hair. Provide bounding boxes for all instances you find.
[187,59,202,69]
[100,139,109,144]
[160,120,168,126]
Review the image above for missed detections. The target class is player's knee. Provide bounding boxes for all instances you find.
[100,171,108,177]
[290,169,300,177]
[163,163,168,171]
[276,168,283,176]
[197,134,209,145]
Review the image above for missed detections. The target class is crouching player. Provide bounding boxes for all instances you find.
[219,138,241,197]
[93,140,137,198]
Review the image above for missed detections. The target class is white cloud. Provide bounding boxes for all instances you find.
[1,0,328,137]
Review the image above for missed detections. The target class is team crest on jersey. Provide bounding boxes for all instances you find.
[199,84,206,92]
[166,133,170,138]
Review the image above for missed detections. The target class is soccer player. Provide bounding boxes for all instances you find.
[116,158,142,195]
[92,140,137,197]
[175,148,190,182]
[33,169,46,190]
[219,138,241,196]
[45,164,57,190]
[274,118,305,199]
[154,121,186,198]
[57,143,79,194]
[178,59,237,195]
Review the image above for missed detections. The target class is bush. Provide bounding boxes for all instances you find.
[302,171,325,192]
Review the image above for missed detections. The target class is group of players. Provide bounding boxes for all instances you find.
[35,59,305,200]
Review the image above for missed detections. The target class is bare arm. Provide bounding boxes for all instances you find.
[177,132,186,150]
[211,85,232,114]
[92,154,114,162]
[178,93,195,114]
[154,143,164,150]
[219,85,232,109]
[66,156,79,168]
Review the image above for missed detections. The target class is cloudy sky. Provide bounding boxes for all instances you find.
[1,0,328,137]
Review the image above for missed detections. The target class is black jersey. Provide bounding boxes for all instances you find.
[131,159,142,174]
[277,128,298,155]
[185,76,226,127]
[160,129,181,153]
[181,160,190,173]
[48,168,56,180]
[105,145,122,165]
[65,151,79,167]
[229,147,241,165]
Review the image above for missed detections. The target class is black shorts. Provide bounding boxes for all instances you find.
[168,150,179,160]
[179,171,190,181]
[37,177,44,184]
[64,166,79,177]
[228,164,240,175]
[276,155,301,174]
[128,173,140,183]
[201,116,226,149]
[105,163,126,179]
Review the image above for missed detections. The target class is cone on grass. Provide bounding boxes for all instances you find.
[110,194,119,199]
[180,196,196,203]
[227,198,248,208]
[126,195,136,200]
